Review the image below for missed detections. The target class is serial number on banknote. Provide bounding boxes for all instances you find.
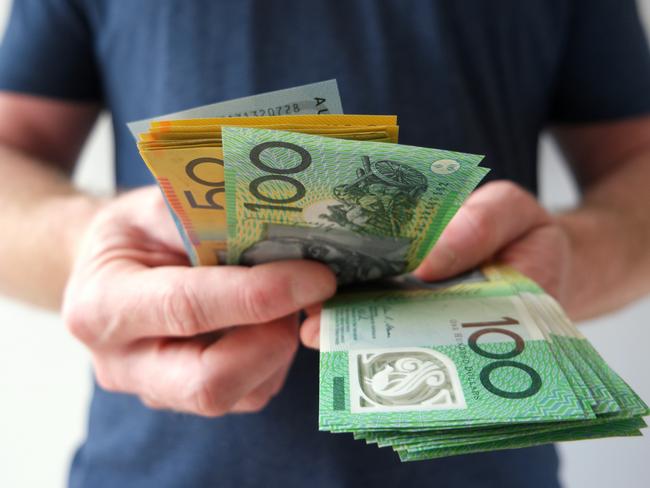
[229,104,303,117]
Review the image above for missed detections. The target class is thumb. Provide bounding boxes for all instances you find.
[300,313,321,349]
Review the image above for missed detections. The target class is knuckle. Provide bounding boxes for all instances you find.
[275,324,299,358]
[491,179,522,197]
[463,201,494,246]
[260,319,299,360]
[160,282,204,336]
[495,179,519,192]
[93,359,119,392]
[267,378,284,403]
[62,286,100,345]
[140,398,156,409]
[139,188,172,226]
[188,372,231,417]
[240,394,272,413]
[140,396,163,410]
[62,302,91,342]
[148,187,168,212]
[493,181,535,208]
[237,277,278,323]
[269,381,284,399]
[268,373,289,399]
[192,384,227,417]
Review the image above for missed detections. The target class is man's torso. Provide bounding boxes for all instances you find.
[72,1,572,486]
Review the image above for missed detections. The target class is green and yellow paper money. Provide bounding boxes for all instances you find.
[138,114,402,266]
[133,84,647,462]
[138,114,487,281]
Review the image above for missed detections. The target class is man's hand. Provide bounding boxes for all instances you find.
[300,180,570,349]
[412,180,571,298]
[63,187,336,416]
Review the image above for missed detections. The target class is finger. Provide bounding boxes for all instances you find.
[66,259,336,347]
[179,315,300,416]
[304,303,323,317]
[114,186,187,254]
[140,395,165,410]
[82,187,188,266]
[414,181,551,282]
[497,224,571,301]
[230,359,293,413]
[140,354,291,414]
[300,313,321,349]
[95,316,299,417]
[138,331,222,411]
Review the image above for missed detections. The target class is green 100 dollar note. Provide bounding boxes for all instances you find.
[222,127,488,283]
[319,269,648,461]
[318,285,589,431]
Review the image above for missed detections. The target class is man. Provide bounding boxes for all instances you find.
[1,1,649,487]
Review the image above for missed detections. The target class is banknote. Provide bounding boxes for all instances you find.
[318,284,587,430]
[222,127,488,282]
[128,79,342,138]
[139,145,229,264]
[318,265,649,461]
[399,417,645,461]
[139,115,399,265]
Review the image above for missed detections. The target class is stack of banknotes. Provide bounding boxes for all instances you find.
[133,80,647,461]
[138,113,411,270]
[319,266,649,460]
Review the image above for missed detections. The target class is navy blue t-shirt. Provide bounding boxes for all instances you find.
[2,1,650,487]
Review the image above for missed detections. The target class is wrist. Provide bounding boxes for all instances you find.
[555,204,644,320]
[60,194,106,273]
[34,193,106,308]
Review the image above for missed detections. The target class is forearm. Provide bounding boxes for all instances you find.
[0,143,102,309]
[557,154,650,320]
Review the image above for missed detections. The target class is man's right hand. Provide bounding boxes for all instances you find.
[62,186,337,416]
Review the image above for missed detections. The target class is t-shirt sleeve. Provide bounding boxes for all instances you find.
[549,0,650,123]
[0,0,102,101]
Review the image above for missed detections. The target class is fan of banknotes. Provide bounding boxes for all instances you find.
[320,266,648,460]
[133,80,648,461]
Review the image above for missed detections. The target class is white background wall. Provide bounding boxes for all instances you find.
[0,1,649,487]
